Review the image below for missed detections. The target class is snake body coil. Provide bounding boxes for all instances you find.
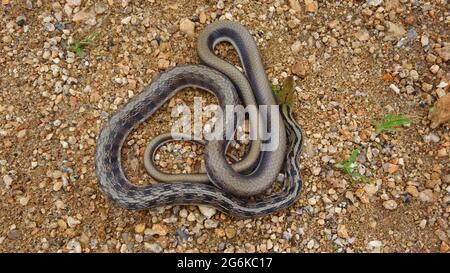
[95,21,303,217]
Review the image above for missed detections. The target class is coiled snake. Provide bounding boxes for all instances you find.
[95,21,303,217]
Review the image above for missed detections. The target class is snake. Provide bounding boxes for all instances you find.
[95,20,303,217]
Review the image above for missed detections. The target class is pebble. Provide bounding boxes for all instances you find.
[383,163,399,174]
[423,133,440,143]
[225,228,237,239]
[17,129,27,138]
[385,21,406,41]
[198,205,217,218]
[16,16,26,27]
[304,0,318,12]
[405,185,419,198]
[19,196,29,206]
[383,200,398,210]
[389,84,400,94]
[429,65,440,74]
[435,45,450,61]
[418,190,434,202]
[288,0,301,11]
[135,223,146,233]
[307,239,316,249]
[179,18,195,36]
[7,230,20,240]
[291,61,307,78]
[367,0,382,6]
[421,36,429,47]
[149,224,168,236]
[3,175,13,188]
[337,224,349,239]
[66,239,82,253]
[429,94,450,128]
[144,243,162,253]
[367,240,382,253]
[204,219,218,229]
[157,59,170,70]
[355,29,370,41]
[67,216,81,227]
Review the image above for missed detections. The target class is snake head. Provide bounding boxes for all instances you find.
[273,76,295,107]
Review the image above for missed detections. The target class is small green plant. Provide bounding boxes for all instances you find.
[69,32,99,58]
[272,76,295,106]
[375,114,411,135]
[334,149,366,181]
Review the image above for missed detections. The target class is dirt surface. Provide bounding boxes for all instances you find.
[0,0,449,253]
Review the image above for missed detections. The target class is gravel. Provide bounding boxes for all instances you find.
[0,0,448,253]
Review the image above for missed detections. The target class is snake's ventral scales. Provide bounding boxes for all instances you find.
[95,21,304,217]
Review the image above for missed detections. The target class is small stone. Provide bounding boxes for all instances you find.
[72,8,96,24]
[307,239,315,249]
[383,200,398,210]
[121,16,131,25]
[404,15,415,25]
[435,45,450,61]
[157,59,170,70]
[179,18,195,36]
[2,35,12,43]
[144,242,162,253]
[288,0,301,11]
[367,0,382,6]
[187,212,196,222]
[67,216,81,227]
[204,219,218,229]
[418,189,434,202]
[291,41,302,53]
[337,225,349,239]
[429,94,450,129]
[199,12,207,24]
[364,183,379,196]
[66,239,82,253]
[17,129,27,138]
[421,36,429,47]
[44,22,55,32]
[430,65,440,74]
[16,16,26,27]
[135,223,146,233]
[389,84,400,94]
[291,62,307,78]
[423,133,440,143]
[198,205,216,218]
[385,21,406,41]
[217,0,224,9]
[406,185,419,198]
[355,29,370,41]
[67,0,81,6]
[19,196,29,206]
[383,163,399,174]
[355,188,370,204]
[368,240,382,253]
[3,175,13,187]
[94,2,107,14]
[304,0,318,12]
[441,241,450,253]
[418,219,427,229]
[57,219,67,230]
[7,230,20,240]
[149,224,167,236]
[422,82,433,92]
[437,148,447,157]
[53,181,63,191]
[225,228,237,239]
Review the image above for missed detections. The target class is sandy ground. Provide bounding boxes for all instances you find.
[0,0,449,253]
